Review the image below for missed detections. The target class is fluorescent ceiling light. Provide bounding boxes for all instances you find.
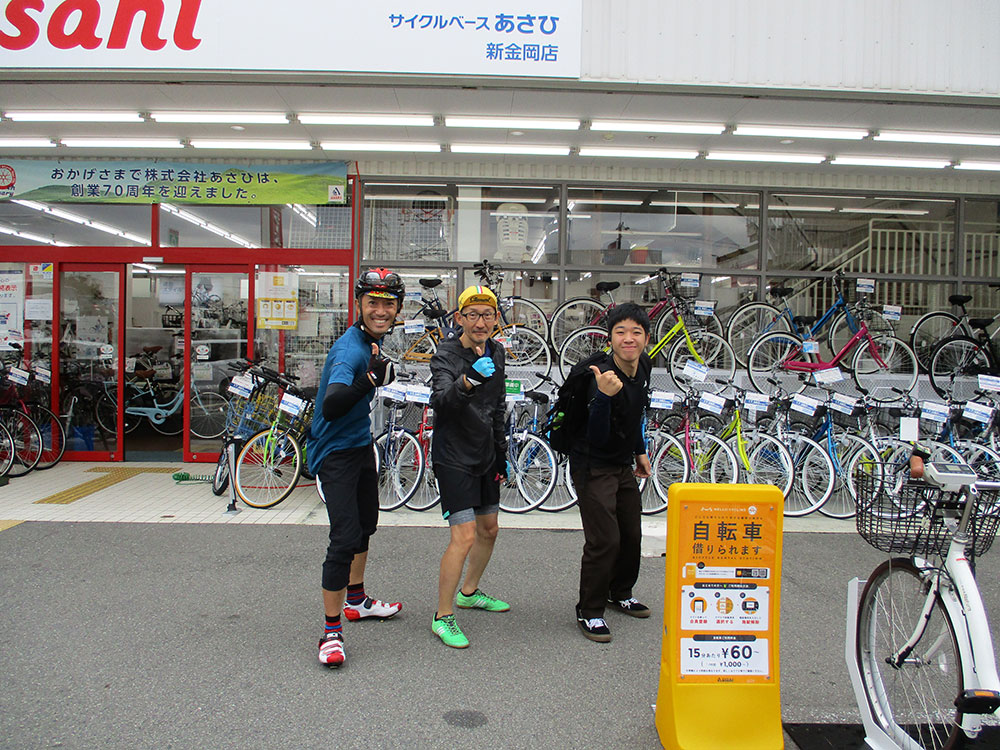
[0,222,70,246]
[62,138,184,148]
[733,125,868,140]
[450,144,570,156]
[649,201,740,209]
[578,147,699,159]
[840,208,930,215]
[0,138,55,148]
[831,156,950,169]
[445,116,579,130]
[365,194,450,201]
[457,196,548,203]
[707,151,826,164]
[955,161,1000,171]
[4,111,142,122]
[12,199,151,244]
[161,203,259,248]
[875,131,1000,147]
[321,141,441,152]
[133,262,157,271]
[151,112,289,124]
[190,139,311,150]
[764,205,837,212]
[364,182,449,186]
[301,114,435,126]
[287,203,318,227]
[590,120,725,135]
[600,229,701,237]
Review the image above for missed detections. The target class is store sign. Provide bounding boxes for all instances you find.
[0,160,348,205]
[0,1,582,78]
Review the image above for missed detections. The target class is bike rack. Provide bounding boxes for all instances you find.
[223,440,240,515]
[845,577,902,750]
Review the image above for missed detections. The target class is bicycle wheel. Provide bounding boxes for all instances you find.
[856,558,965,750]
[725,302,791,368]
[730,430,794,497]
[650,431,689,512]
[819,433,879,519]
[212,447,230,496]
[0,422,13,477]
[828,309,895,357]
[405,430,441,512]
[928,336,992,405]
[381,325,439,366]
[235,429,302,509]
[746,330,809,396]
[538,457,578,512]
[147,385,183,436]
[558,326,608,380]
[851,336,918,403]
[549,297,606,352]
[909,311,961,373]
[688,430,738,483]
[190,390,229,439]
[783,433,835,517]
[666,331,735,395]
[500,433,556,513]
[94,393,142,435]
[1,408,42,477]
[374,429,424,511]
[500,326,551,391]
[655,308,723,342]
[502,296,549,342]
[26,403,65,470]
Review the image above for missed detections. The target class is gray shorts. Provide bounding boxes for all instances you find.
[435,465,501,526]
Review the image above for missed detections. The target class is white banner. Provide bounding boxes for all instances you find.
[0,1,582,78]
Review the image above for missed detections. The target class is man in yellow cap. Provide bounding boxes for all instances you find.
[428,285,510,648]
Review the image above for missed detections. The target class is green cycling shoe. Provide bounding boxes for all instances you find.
[432,613,470,649]
[456,588,510,612]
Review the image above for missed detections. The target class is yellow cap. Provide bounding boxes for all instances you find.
[458,285,498,310]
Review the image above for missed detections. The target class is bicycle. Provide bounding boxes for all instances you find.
[498,397,558,513]
[373,381,425,512]
[909,285,1000,372]
[848,461,1000,750]
[927,315,1000,405]
[472,259,550,342]
[746,295,917,405]
[1,344,64,470]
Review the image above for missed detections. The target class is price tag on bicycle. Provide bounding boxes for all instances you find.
[790,393,821,416]
[651,390,677,410]
[382,383,408,402]
[920,400,949,422]
[978,373,1000,391]
[405,384,431,404]
[228,373,255,397]
[404,318,425,334]
[898,417,920,441]
[801,339,820,354]
[279,392,305,416]
[962,400,993,424]
[856,278,875,294]
[405,291,422,303]
[813,366,844,384]
[680,272,701,288]
[504,379,523,403]
[829,392,858,415]
[681,360,709,382]
[882,304,902,322]
[125,357,137,373]
[7,366,29,386]
[33,365,51,384]
[694,300,717,317]
[744,392,770,412]
[698,392,727,415]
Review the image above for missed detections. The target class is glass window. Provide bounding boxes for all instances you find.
[363,184,456,262]
[964,199,1000,280]
[159,205,263,249]
[767,195,957,275]
[0,202,151,247]
[566,189,759,270]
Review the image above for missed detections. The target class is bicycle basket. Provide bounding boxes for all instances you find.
[854,467,1000,558]
[232,391,280,439]
[161,310,183,328]
[279,399,315,443]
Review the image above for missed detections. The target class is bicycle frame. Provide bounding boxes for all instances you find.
[649,314,701,362]
[782,319,889,373]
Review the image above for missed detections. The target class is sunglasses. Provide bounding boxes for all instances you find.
[360,270,402,288]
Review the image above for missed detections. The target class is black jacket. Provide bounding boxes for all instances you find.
[429,337,507,475]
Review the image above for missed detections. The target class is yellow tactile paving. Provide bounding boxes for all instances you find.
[0,520,25,531]
[33,467,181,505]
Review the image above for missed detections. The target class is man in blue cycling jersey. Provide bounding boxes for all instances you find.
[428,285,509,649]
[311,268,404,669]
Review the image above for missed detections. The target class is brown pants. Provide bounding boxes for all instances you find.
[572,464,642,618]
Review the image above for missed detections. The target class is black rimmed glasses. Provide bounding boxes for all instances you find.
[460,310,497,323]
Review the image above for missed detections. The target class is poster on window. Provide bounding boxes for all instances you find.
[0,270,25,350]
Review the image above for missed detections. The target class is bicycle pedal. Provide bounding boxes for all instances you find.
[954,689,1000,714]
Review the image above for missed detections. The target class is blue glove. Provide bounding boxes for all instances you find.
[466,355,496,385]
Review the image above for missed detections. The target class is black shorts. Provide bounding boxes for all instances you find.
[434,465,500,525]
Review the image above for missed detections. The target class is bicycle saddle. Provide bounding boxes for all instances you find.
[793,315,818,327]
[949,294,973,306]
[524,390,549,405]
[969,318,993,330]
[425,308,450,320]
[419,278,442,288]
[142,345,163,354]
[133,368,157,379]
[596,281,620,293]
[769,286,794,298]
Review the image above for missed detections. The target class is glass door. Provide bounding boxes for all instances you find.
[186,265,250,461]
[59,265,124,460]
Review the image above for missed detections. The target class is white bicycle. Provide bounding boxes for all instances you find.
[847,461,1000,750]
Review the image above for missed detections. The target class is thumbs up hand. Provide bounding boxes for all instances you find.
[366,343,395,387]
[590,365,623,397]
[466,345,495,386]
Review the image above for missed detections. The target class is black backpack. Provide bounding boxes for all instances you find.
[547,352,606,456]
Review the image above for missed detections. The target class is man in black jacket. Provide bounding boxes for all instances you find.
[570,302,653,643]
[428,285,510,649]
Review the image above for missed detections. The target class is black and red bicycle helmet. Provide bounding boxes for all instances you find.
[355,267,405,304]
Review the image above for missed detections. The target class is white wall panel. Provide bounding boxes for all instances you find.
[581,0,1000,97]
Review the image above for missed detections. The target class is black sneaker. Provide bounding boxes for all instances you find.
[576,608,612,643]
[608,597,651,618]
